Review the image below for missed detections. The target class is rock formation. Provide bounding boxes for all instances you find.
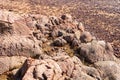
[0,10,119,80]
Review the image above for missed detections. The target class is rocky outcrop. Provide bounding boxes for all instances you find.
[0,10,42,57]
[0,56,27,74]
[15,54,101,80]
[0,10,119,80]
[0,35,42,56]
[77,40,115,63]
[0,10,23,23]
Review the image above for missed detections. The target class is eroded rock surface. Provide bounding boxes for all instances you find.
[0,10,119,80]
[0,56,27,74]
[77,40,115,63]
[15,54,101,80]
[94,61,120,80]
[0,10,42,57]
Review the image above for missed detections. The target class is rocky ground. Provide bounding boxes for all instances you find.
[0,0,119,57]
[0,0,120,80]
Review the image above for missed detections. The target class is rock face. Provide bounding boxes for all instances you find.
[0,10,42,57]
[0,10,23,23]
[0,35,42,56]
[15,54,101,80]
[63,34,74,43]
[0,56,27,74]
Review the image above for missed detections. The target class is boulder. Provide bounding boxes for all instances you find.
[94,61,120,80]
[57,30,64,37]
[53,37,67,47]
[0,56,27,74]
[71,38,81,47]
[50,29,64,38]
[0,20,32,36]
[77,40,115,63]
[63,34,74,43]
[54,56,74,77]
[0,35,42,57]
[80,31,93,43]
[81,66,102,80]
[0,11,42,57]
[15,55,100,80]
[0,10,32,36]
[15,58,64,80]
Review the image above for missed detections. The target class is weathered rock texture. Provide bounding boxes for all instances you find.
[0,10,119,80]
[0,10,42,57]
[15,54,101,80]
[0,56,27,74]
